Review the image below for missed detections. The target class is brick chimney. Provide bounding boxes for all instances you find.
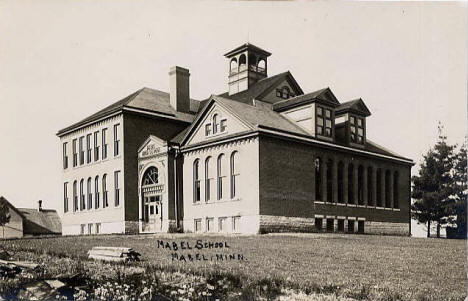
[169,66,190,113]
[38,200,42,211]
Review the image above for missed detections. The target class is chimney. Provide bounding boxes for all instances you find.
[169,66,190,113]
[38,200,42,211]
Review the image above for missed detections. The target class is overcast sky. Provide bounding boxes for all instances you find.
[0,0,466,212]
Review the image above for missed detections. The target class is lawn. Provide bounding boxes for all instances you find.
[0,233,466,301]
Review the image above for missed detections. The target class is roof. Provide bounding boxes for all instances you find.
[336,98,371,117]
[0,196,25,219]
[218,71,304,104]
[273,87,340,111]
[57,87,199,136]
[224,43,272,58]
[17,208,62,235]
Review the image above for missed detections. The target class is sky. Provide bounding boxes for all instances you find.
[0,0,466,229]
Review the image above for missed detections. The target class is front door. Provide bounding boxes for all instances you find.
[143,195,162,232]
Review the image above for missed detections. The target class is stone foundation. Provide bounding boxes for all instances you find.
[125,221,139,234]
[365,221,409,236]
[259,215,316,233]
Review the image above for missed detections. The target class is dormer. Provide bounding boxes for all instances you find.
[335,98,371,147]
[273,87,340,141]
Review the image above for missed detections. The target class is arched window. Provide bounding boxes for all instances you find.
[239,54,246,70]
[376,169,382,207]
[257,59,266,73]
[230,58,238,73]
[337,162,344,203]
[87,177,92,210]
[326,159,333,202]
[358,165,364,205]
[212,114,219,134]
[205,157,211,202]
[393,171,399,209]
[95,176,100,209]
[193,159,200,202]
[73,180,78,212]
[80,179,85,210]
[348,164,354,204]
[315,158,322,201]
[143,166,158,186]
[230,151,239,199]
[217,154,225,200]
[367,167,373,206]
[102,174,108,208]
[385,170,391,208]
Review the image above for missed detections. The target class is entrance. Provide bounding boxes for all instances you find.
[141,166,164,233]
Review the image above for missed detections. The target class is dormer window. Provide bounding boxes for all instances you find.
[276,86,295,100]
[316,106,333,138]
[350,116,365,144]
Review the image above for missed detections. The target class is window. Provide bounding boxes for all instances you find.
[194,219,202,233]
[358,166,364,205]
[315,218,323,231]
[80,224,85,235]
[350,116,365,144]
[80,179,85,210]
[206,218,214,232]
[220,119,227,132]
[142,167,158,185]
[95,176,100,209]
[63,142,68,169]
[205,157,211,201]
[348,164,354,204]
[205,124,211,136]
[79,137,84,165]
[347,220,355,233]
[232,216,240,232]
[230,151,239,199]
[73,181,78,212]
[95,223,101,234]
[385,170,391,208]
[72,139,78,167]
[376,169,383,207]
[393,171,399,209]
[315,158,322,201]
[102,174,108,208]
[94,131,100,161]
[114,170,120,206]
[337,219,345,232]
[193,160,200,202]
[275,86,293,99]
[326,219,334,232]
[63,182,69,213]
[367,167,374,206]
[87,177,92,209]
[219,217,227,232]
[102,128,108,159]
[212,114,219,134]
[86,134,92,163]
[337,162,344,203]
[217,154,225,200]
[88,223,93,235]
[114,124,120,156]
[326,159,333,202]
[316,106,333,137]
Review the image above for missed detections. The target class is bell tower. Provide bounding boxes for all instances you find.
[224,43,271,95]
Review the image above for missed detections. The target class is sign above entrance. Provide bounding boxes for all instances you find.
[141,143,166,158]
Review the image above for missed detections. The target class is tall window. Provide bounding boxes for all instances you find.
[63,182,69,213]
[350,116,365,144]
[315,158,322,201]
[337,162,344,203]
[80,179,85,210]
[79,137,84,165]
[230,152,239,199]
[114,124,120,156]
[95,176,100,209]
[114,171,121,206]
[72,139,78,167]
[376,169,382,207]
[367,167,373,206]
[326,159,333,202]
[212,114,219,134]
[385,170,391,208]
[63,142,68,169]
[217,154,225,200]
[393,171,399,209]
[316,106,333,137]
[193,159,200,202]
[205,157,211,201]
[348,164,354,204]
[102,174,108,208]
[73,181,78,212]
[102,128,108,160]
[87,178,92,209]
[94,131,100,161]
[358,165,364,205]
[86,134,92,163]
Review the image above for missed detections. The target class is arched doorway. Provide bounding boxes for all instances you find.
[141,166,163,232]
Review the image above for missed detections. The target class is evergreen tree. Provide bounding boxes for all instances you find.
[450,141,467,238]
[0,197,11,238]
[412,124,456,238]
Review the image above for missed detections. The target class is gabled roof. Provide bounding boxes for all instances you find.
[218,71,304,104]
[17,208,62,235]
[57,87,199,136]
[0,196,25,219]
[273,87,341,111]
[336,98,371,117]
[224,43,272,57]
[176,94,309,146]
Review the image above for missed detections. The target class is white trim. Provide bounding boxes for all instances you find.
[314,214,324,218]
[57,111,122,137]
[181,132,257,153]
[123,107,193,123]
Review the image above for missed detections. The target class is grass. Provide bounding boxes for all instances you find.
[0,233,466,301]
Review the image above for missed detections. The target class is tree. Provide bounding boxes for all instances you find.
[450,141,467,238]
[0,197,11,239]
[412,124,456,238]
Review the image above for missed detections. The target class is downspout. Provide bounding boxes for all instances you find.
[172,145,180,230]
